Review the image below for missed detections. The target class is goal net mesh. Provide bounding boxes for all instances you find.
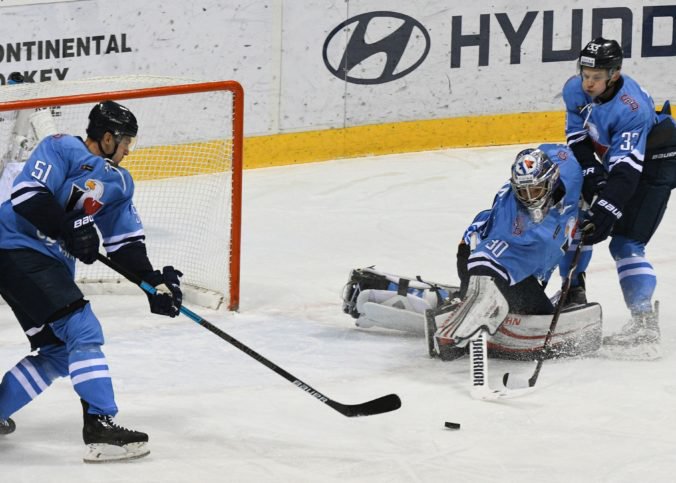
[0,76,242,310]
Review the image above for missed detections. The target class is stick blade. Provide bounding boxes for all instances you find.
[502,372,532,390]
[329,393,402,417]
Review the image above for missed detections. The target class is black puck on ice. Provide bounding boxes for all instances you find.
[444,421,461,430]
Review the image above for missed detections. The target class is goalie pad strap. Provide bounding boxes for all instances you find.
[397,278,409,296]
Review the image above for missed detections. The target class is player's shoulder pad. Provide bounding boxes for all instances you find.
[562,75,584,103]
[45,133,77,144]
[112,163,136,194]
[537,143,574,164]
[43,133,88,152]
[537,143,582,187]
[616,75,655,113]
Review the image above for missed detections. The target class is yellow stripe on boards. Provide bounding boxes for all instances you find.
[244,111,566,169]
[120,111,570,180]
[123,140,232,181]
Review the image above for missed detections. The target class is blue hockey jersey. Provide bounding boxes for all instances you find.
[0,134,145,275]
[464,144,582,285]
[563,74,658,176]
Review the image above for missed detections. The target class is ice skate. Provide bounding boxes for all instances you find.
[600,302,660,360]
[563,285,587,307]
[81,400,149,463]
[0,417,15,435]
[562,273,587,308]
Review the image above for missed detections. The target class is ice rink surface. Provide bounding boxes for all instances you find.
[1,145,675,482]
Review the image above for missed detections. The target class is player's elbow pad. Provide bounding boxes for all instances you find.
[12,191,65,239]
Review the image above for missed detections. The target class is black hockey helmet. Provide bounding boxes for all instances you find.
[579,37,623,72]
[86,100,138,142]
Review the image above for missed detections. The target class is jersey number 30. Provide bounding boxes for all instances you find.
[485,239,509,257]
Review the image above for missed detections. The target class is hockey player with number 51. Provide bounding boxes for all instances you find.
[342,144,602,361]
[0,100,184,462]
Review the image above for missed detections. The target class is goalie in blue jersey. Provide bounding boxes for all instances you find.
[0,101,183,462]
[342,145,602,361]
[563,37,676,360]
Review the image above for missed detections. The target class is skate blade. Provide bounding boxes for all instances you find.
[597,342,661,361]
[83,442,150,463]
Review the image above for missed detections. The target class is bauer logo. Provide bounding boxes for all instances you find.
[322,11,431,84]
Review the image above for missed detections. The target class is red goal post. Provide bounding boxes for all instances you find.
[0,76,242,310]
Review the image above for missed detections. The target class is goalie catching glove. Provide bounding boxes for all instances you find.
[144,266,183,317]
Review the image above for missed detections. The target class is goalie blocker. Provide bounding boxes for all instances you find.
[342,267,602,361]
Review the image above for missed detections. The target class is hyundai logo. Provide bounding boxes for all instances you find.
[323,11,431,84]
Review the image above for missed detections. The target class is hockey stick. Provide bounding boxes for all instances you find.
[96,254,401,417]
[502,240,584,390]
[469,329,537,400]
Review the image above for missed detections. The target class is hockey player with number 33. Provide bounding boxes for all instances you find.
[0,101,184,462]
[564,38,676,359]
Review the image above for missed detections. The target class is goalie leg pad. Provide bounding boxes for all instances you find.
[426,300,467,361]
[342,266,457,319]
[488,303,603,360]
[435,276,509,348]
[342,268,391,319]
[354,289,433,334]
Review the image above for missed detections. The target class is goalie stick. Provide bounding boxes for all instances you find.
[469,331,535,400]
[96,254,401,418]
[501,240,585,391]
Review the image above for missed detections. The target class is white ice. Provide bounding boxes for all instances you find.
[1,145,675,482]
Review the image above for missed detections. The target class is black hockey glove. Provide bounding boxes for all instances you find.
[581,197,623,244]
[456,242,471,299]
[60,211,100,264]
[144,266,183,317]
[581,164,607,206]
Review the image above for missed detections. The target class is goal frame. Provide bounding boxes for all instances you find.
[0,80,243,311]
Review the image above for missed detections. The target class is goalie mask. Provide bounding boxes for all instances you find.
[510,149,560,223]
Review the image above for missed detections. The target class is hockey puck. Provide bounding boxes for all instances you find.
[444,421,461,430]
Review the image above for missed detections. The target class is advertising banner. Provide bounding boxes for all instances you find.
[0,0,674,161]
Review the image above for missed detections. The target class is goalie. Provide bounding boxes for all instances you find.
[342,144,602,361]
[0,73,59,203]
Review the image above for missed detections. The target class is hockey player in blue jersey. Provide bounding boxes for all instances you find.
[430,144,590,354]
[563,37,676,359]
[0,101,183,462]
[342,145,601,360]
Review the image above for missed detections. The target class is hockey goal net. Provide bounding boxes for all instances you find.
[0,76,242,310]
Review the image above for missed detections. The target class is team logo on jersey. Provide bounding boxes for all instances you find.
[621,94,639,111]
[66,179,105,214]
[564,216,576,241]
[512,215,526,235]
[584,122,609,159]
